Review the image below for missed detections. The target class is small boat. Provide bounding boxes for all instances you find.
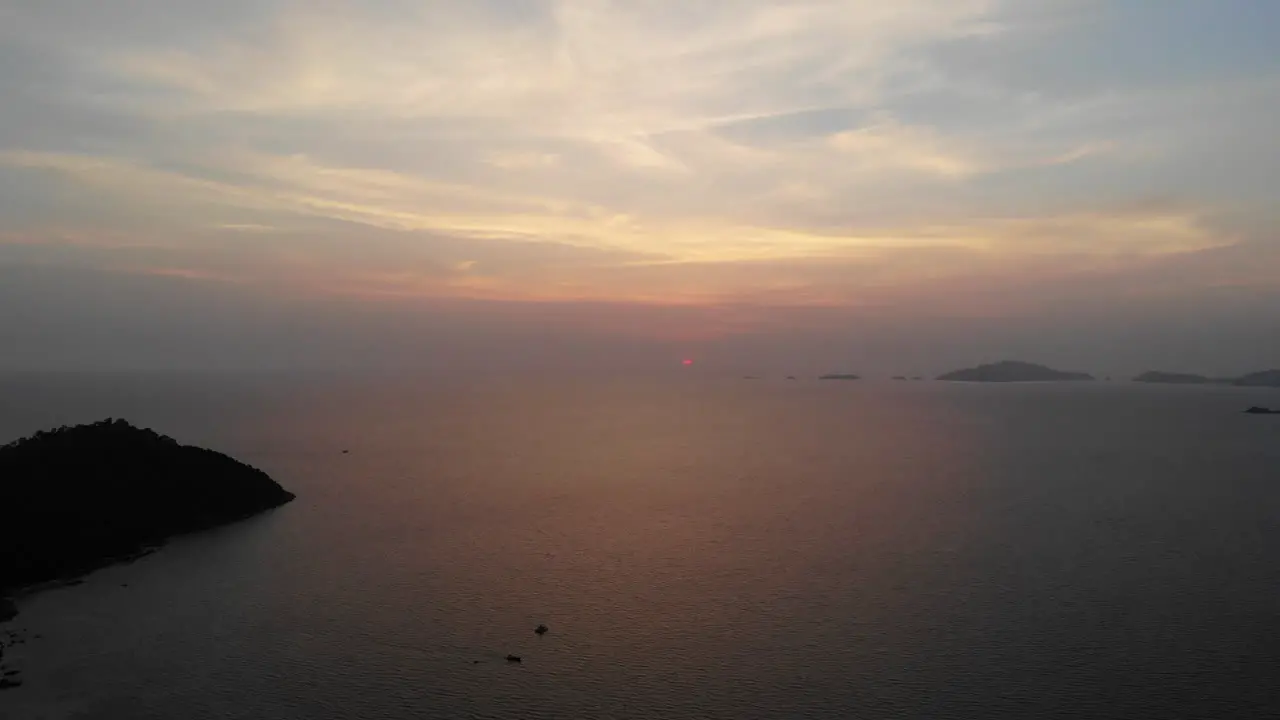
[506,654,522,663]
[535,624,549,635]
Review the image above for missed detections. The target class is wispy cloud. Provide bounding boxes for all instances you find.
[1,0,1277,322]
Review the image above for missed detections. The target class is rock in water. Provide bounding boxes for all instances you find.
[0,419,295,594]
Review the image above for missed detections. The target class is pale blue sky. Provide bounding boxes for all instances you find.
[0,1,1277,373]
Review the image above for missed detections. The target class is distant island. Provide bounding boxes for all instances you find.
[1126,369,1280,387]
[0,420,295,599]
[818,373,860,380]
[1133,371,1212,384]
[938,361,1094,383]
[1244,406,1280,415]
[1235,370,1280,388]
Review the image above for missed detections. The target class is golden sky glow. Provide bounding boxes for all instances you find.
[1,1,1278,325]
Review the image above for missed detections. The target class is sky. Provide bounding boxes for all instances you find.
[2,0,1278,376]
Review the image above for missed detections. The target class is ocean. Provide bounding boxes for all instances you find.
[1,374,1278,719]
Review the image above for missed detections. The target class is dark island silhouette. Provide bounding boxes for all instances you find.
[938,361,1094,383]
[1244,406,1280,415]
[818,373,860,380]
[1235,370,1280,388]
[1133,371,1212,384]
[0,419,294,600]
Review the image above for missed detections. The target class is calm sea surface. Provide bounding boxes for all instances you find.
[1,374,1278,720]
